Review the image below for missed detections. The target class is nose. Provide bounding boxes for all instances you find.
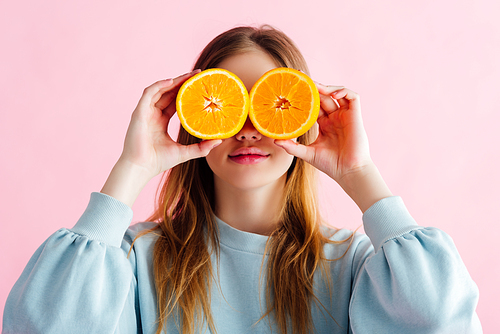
[235,117,262,141]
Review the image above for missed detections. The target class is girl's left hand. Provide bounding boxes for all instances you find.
[274,83,373,183]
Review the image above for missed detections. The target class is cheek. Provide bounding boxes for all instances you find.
[275,149,295,172]
[285,154,295,170]
[205,150,221,173]
[205,142,232,177]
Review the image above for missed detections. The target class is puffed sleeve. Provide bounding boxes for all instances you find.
[2,192,140,334]
[349,196,482,334]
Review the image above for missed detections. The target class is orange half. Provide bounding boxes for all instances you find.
[176,69,249,139]
[249,68,320,140]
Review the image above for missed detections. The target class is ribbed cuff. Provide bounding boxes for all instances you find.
[70,192,133,248]
[362,196,421,252]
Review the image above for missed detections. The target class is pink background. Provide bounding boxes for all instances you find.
[1,0,498,331]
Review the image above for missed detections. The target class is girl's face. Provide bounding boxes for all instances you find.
[205,50,295,192]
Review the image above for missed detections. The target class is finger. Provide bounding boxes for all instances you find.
[162,97,178,119]
[319,93,338,114]
[160,69,204,117]
[157,83,182,116]
[314,82,343,111]
[314,81,345,96]
[332,88,361,109]
[274,139,315,163]
[139,78,174,107]
[154,69,202,110]
[178,139,223,162]
[134,70,199,113]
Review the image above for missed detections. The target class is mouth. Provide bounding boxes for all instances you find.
[228,147,270,165]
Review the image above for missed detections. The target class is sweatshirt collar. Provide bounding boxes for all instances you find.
[214,216,270,255]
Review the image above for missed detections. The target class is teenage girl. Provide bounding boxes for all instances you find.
[3,25,482,334]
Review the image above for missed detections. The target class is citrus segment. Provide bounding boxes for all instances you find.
[249,68,320,140]
[176,69,249,139]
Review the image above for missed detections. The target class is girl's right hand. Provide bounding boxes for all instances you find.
[100,70,222,207]
[120,70,222,178]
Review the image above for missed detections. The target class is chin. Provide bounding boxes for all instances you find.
[214,170,288,192]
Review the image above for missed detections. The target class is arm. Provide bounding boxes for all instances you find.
[2,193,137,333]
[349,196,482,333]
[337,162,392,213]
[3,71,222,333]
[101,69,221,207]
[275,84,392,212]
[276,83,482,332]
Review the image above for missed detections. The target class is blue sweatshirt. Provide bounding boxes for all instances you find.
[3,193,482,333]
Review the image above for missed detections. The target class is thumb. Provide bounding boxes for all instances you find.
[179,139,223,162]
[274,140,313,162]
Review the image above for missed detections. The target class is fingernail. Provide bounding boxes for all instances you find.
[181,69,200,77]
[274,140,284,147]
[212,140,222,148]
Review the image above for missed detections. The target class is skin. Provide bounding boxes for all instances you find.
[205,51,296,234]
[100,49,393,235]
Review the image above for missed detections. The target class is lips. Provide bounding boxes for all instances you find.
[228,147,270,165]
[228,147,270,157]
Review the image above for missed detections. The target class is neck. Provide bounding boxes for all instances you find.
[213,175,287,235]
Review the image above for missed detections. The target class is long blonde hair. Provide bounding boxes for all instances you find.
[134,25,352,334]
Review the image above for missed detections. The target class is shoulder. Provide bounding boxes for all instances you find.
[127,221,159,236]
[321,225,373,261]
[123,221,161,251]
